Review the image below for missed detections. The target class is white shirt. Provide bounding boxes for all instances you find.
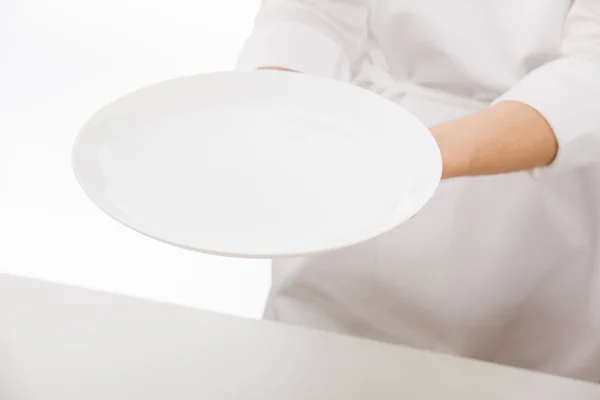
[236,0,600,381]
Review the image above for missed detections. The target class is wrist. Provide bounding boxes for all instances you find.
[430,124,473,180]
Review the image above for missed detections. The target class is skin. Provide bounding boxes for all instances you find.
[430,101,558,179]
[258,66,559,180]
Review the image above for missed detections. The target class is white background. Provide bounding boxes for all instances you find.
[0,0,271,319]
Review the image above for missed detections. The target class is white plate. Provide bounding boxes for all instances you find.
[72,71,441,258]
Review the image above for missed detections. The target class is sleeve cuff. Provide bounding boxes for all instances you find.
[235,21,352,81]
[493,56,600,178]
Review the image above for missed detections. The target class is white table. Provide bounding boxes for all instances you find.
[1,273,599,399]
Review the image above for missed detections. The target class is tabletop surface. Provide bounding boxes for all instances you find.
[1,273,600,399]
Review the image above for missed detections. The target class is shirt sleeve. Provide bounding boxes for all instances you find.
[493,0,600,176]
[235,0,370,81]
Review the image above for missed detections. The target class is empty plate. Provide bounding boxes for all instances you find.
[72,71,441,258]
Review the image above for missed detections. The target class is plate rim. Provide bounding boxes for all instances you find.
[72,71,442,259]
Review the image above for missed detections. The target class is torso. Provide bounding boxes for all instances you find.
[265,0,600,382]
[370,0,572,100]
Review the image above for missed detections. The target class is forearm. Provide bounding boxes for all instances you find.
[255,69,558,179]
[431,101,559,179]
